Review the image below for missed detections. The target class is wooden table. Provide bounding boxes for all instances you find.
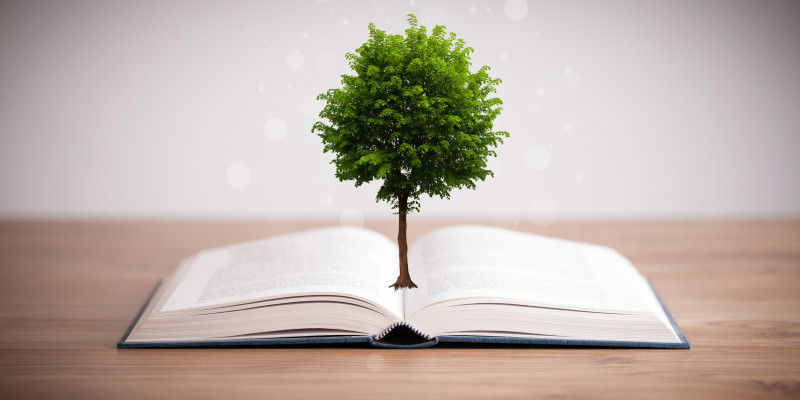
[0,219,798,399]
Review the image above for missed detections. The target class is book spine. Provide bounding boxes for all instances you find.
[372,321,433,341]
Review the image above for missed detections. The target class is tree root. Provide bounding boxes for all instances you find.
[389,275,418,291]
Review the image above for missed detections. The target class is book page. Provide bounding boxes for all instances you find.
[404,226,654,317]
[159,227,403,320]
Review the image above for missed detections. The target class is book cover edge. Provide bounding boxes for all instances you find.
[117,279,163,348]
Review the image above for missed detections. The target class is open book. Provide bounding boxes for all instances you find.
[118,225,689,349]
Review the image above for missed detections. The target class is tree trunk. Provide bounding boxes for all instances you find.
[389,195,417,290]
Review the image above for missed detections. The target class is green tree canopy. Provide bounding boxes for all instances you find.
[313,14,508,213]
[312,14,508,289]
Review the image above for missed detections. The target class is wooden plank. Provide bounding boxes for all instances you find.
[0,219,798,399]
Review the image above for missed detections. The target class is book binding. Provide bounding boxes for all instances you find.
[373,321,433,341]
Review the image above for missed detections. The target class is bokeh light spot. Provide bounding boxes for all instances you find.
[525,146,551,170]
[226,163,251,189]
[264,118,287,140]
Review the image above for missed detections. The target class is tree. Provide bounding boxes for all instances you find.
[313,14,508,290]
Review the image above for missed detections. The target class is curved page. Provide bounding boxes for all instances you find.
[159,227,403,321]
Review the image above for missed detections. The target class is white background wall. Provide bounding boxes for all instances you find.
[1,0,798,223]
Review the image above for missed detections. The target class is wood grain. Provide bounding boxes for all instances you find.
[0,219,798,399]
